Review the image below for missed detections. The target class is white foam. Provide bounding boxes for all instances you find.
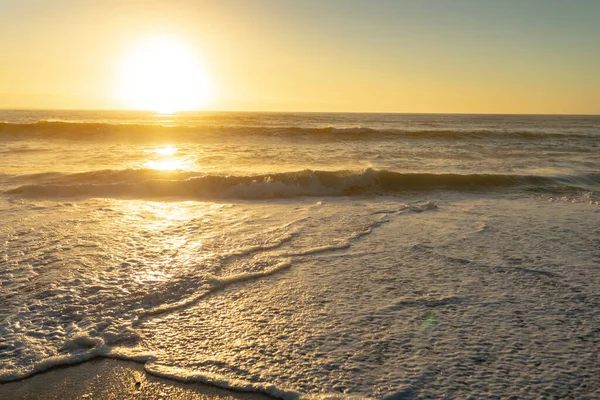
[134,258,294,322]
[144,362,302,400]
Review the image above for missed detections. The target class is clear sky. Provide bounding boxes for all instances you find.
[0,0,598,114]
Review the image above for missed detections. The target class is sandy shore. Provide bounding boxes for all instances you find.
[0,359,273,400]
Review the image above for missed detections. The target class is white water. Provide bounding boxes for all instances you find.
[1,111,599,398]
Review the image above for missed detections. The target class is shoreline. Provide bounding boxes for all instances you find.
[0,358,274,400]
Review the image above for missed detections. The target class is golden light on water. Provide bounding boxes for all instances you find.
[151,146,178,156]
[144,146,188,170]
[118,36,211,114]
[146,159,186,171]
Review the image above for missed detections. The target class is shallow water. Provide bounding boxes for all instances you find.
[1,111,599,398]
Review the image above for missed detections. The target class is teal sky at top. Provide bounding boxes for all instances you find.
[0,0,598,113]
[251,0,599,76]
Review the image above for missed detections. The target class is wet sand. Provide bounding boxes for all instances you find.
[0,359,273,400]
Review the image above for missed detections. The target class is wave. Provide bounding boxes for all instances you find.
[0,202,398,398]
[5,168,600,199]
[0,121,596,140]
[0,346,303,399]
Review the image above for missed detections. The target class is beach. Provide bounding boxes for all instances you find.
[1,111,599,398]
[0,358,271,400]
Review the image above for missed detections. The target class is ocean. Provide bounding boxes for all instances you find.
[0,110,599,398]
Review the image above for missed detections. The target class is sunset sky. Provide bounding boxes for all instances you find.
[1,0,598,114]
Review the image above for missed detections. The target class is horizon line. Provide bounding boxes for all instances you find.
[0,107,599,117]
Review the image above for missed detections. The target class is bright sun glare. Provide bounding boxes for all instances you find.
[144,146,187,171]
[118,36,211,114]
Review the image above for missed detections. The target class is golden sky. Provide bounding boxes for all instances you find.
[0,0,598,114]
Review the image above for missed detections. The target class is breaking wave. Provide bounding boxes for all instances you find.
[0,121,596,140]
[5,168,600,199]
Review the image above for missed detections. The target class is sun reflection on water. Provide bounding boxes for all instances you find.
[152,146,178,156]
[144,145,189,170]
[134,269,171,284]
[146,159,186,171]
[118,201,206,284]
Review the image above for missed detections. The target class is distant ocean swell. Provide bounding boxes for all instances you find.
[0,121,597,140]
[5,168,600,199]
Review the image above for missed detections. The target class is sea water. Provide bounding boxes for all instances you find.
[1,111,599,398]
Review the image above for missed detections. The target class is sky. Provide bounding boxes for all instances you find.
[0,0,598,114]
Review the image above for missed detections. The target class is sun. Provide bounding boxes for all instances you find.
[118,36,211,114]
